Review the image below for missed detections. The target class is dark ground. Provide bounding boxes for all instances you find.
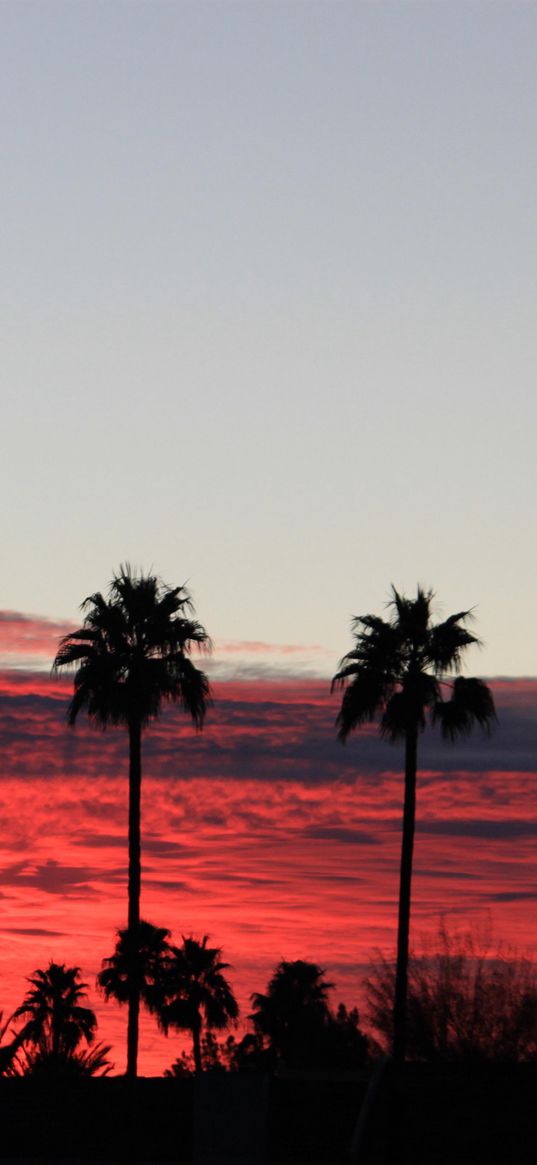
[0,1065,535,1164]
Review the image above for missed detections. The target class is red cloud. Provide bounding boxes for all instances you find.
[0,668,535,1074]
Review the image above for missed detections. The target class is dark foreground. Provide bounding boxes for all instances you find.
[0,1064,535,1164]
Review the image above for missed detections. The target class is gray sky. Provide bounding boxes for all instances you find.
[2,1,536,674]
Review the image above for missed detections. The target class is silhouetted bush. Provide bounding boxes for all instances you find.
[18,1042,112,1078]
[251,959,369,1070]
[365,921,537,1061]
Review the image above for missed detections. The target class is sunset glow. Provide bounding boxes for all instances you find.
[1,657,535,1074]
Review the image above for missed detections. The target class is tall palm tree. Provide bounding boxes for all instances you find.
[53,566,211,1078]
[13,963,97,1058]
[158,936,239,1074]
[332,586,496,1062]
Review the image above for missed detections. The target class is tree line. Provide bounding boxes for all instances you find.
[11,567,503,1075]
[2,921,536,1078]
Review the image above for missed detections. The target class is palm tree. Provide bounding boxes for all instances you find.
[98,919,171,1019]
[332,586,496,1062]
[157,936,239,1074]
[13,963,97,1058]
[53,566,211,1078]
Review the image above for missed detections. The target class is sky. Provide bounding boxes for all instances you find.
[1,1,537,1073]
[1,0,537,671]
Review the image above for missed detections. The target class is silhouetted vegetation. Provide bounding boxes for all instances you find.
[18,1041,112,1078]
[53,566,211,1078]
[250,959,369,1070]
[157,935,239,1073]
[98,919,171,1018]
[0,1011,25,1076]
[0,566,523,1102]
[365,922,537,1061]
[164,1030,237,1076]
[9,962,112,1076]
[3,935,536,1086]
[163,961,369,1077]
[13,962,97,1057]
[333,586,497,1062]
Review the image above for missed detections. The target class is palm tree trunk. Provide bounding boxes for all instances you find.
[127,716,142,1081]
[393,721,418,1063]
[52,999,60,1058]
[192,1020,203,1075]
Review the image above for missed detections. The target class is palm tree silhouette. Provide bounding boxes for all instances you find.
[53,566,211,1078]
[332,586,496,1062]
[98,920,171,1020]
[13,962,97,1058]
[158,936,239,1074]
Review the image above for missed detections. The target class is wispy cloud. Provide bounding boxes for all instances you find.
[0,610,336,679]
[215,640,328,656]
[0,611,75,666]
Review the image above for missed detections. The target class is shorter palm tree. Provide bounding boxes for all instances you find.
[157,936,239,1074]
[98,921,171,1032]
[13,963,97,1059]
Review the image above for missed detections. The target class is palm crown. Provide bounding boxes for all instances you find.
[98,921,171,1013]
[13,963,96,1057]
[158,936,239,1073]
[333,586,496,742]
[53,566,211,729]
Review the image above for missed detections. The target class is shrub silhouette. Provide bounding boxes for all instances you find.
[365,921,537,1061]
[251,959,369,1069]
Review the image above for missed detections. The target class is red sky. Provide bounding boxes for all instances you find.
[0,617,536,1074]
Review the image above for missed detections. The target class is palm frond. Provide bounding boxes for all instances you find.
[12,963,97,1058]
[388,585,434,642]
[434,676,498,740]
[426,612,480,673]
[334,669,392,741]
[98,921,171,1009]
[156,935,238,1038]
[333,585,495,747]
